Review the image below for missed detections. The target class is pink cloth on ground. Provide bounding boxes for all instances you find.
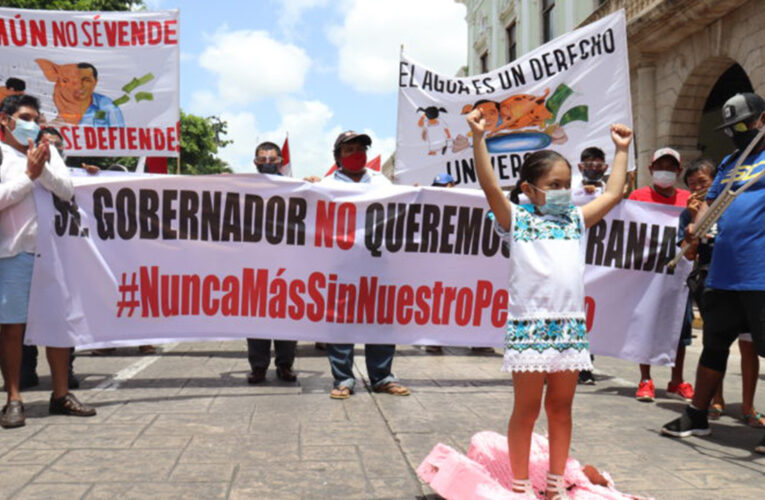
[417,431,652,499]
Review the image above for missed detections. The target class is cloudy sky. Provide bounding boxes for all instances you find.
[146,0,467,177]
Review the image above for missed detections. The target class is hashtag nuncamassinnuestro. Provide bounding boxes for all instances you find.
[116,272,140,317]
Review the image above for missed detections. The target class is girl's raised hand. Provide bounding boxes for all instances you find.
[610,124,633,149]
[466,109,486,139]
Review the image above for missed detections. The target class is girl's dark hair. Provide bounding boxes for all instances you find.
[509,150,571,203]
[682,158,716,185]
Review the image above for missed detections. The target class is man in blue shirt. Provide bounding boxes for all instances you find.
[76,63,125,128]
[662,93,765,454]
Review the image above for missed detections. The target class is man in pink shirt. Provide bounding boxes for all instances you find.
[627,147,693,403]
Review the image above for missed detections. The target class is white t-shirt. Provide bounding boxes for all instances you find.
[319,169,391,187]
[0,144,73,258]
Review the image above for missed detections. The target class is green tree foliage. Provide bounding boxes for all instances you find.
[178,111,233,175]
[0,0,140,10]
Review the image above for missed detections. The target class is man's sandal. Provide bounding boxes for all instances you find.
[708,403,724,420]
[742,410,765,428]
[330,386,352,399]
[373,381,411,396]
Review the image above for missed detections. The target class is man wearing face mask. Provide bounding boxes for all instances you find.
[318,131,410,399]
[662,93,765,455]
[628,147,692,403]
[0,94,96,428]
[245,141,298,384]
[572,147,608,206]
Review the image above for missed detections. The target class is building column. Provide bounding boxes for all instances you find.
[636,56,657,188]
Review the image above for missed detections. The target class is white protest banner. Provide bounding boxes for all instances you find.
[585,201,692,366]
[0,7,179,157]
[27,176,689,367]
[396,10,634,188]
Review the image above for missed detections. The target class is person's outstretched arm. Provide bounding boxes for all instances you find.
[466,109,511,231]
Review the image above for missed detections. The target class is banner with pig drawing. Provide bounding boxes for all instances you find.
[396,10,634,189]
[0,7,179,157]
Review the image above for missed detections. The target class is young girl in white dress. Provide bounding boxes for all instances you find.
[466,109,633,499]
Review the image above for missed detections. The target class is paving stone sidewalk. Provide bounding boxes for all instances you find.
[0,337,763,499]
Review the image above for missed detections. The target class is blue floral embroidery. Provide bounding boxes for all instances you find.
[512,204,581,242]
[505,317,588,354]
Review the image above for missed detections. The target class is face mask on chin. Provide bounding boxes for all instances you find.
[652,170,677,189]
[341,152,367,173]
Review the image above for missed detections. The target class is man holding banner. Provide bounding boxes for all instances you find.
[0,94,95,428]
[319,131,410,399]
[245,141,297,384]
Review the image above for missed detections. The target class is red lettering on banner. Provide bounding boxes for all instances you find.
[221,276,239,316]
[167,125,178,152]
[127,127,137,150]
[395,285,414,324]
[147,21,162,44]
[474,280,492,326]
[241,268,268,316]
[124,266,510,329]
[306,272,325,321]
[164,20,178,44]
[491,291,509,328]
[202,275,220,315]
[139,128,151,150]
[84,128,97,149]
[315,201,335,247]
[140,265,159,317]
[585,296,595,332]
[335,203,356,250]
[455,288,473,326]
[131,21,145,45]
[30,20,46,46]
[153,128,166,150]
[414,286,432,325]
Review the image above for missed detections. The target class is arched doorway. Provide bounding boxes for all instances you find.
[697,63,754,164]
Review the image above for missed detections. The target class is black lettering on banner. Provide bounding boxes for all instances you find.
[201,191,221,241]
[178,190,199,240]
[93,187,114,239]
[138,189,160,239]
[52,194,87,238]
[116,188,137,239]
[221,192,241,242]
[243,194,263,242]
[439,205,457,254]
[586,218,678,274]
[420,204,440,252]
[404,203,422,252]
[364,203,384,257]
[384,203,406,253]
[162,189,178,239]
[454,207,482,255]
[287,198,307,245]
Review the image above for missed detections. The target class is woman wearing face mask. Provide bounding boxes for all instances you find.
[0,94,96,429]
[627,147,692,403]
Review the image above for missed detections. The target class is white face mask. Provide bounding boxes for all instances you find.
[529,184,571,215]
[652,170,677,189]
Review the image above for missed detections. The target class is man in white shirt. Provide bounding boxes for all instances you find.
[0,94,95,429]
[319,131,410,399]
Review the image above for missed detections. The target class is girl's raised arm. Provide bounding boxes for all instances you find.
[581,124,633,228]
[467,109,512,231]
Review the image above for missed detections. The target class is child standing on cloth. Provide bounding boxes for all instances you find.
[466,109,632,499]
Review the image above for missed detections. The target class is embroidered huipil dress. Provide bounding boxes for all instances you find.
[496,203,593,373]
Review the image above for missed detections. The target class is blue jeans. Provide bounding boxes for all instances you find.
[327,343,397,390]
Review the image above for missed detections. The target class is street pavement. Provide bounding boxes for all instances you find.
[0,333,763,499]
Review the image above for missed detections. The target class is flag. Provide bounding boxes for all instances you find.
[324,155,381,177]
[279,136,292,177]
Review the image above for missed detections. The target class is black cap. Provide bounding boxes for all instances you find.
[716,93,765,130]
[333,130,372,152]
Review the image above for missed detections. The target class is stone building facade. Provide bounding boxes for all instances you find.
[459,0,764,185]
[585,0,763,185]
